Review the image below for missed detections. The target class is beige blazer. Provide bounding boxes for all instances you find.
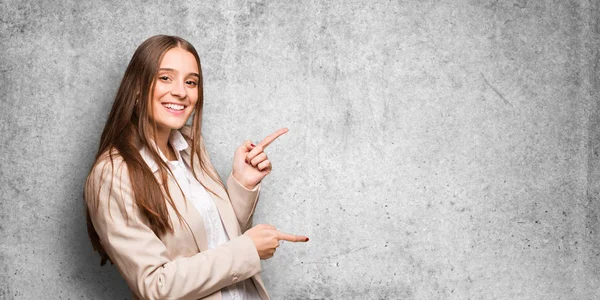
[85,127,269,300]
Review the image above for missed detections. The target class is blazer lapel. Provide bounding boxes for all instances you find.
[165,176,209,251]
[181,147,242,239]
[140,145,209,251]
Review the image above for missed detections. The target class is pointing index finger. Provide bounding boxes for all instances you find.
[276,231,309,243]
[258,127,289,149]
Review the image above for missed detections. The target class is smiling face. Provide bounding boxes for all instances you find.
[149,47,199,136]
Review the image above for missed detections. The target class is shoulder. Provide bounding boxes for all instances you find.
[85,150,131,196]
[84,150,136,215]
[90,150,128,180]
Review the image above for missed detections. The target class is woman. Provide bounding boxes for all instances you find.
[84,35,308,300]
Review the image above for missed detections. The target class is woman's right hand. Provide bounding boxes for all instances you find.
[243,224,309,259]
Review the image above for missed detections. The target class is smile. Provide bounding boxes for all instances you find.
[162,103,186,111]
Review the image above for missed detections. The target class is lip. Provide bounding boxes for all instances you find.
[161,102,188,116]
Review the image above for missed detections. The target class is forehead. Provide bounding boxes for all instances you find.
[159,47,199,74]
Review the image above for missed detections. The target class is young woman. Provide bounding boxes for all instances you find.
[84,35,308,300]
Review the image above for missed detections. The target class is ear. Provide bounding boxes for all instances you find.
[133,81,142,97]
[134,89,141,106]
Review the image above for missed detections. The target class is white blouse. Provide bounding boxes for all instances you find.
[142,130,261,300]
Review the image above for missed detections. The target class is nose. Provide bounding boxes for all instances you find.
[171,80,187,99]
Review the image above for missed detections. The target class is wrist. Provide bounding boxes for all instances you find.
[232,171,257,190]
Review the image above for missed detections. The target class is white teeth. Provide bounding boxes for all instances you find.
[163,103,185,110]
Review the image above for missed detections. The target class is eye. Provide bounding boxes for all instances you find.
[158,75,170,81]
[186,80,198,87]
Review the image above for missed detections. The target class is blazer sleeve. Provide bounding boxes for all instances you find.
[85,158,261,300]
[226,173,261,233]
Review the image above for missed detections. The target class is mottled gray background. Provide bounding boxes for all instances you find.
[1,0,599,299]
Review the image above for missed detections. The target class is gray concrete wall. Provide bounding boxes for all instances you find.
[1,0,599,299]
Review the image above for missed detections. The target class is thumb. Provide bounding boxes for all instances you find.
[237,140,255,155]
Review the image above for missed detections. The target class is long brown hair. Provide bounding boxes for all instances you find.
[85,35,222,265]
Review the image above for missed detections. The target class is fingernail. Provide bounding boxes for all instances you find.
[245,159,249,164]
[251,143,255,147]
[305,237,309,242]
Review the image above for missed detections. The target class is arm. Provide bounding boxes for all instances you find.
[85,159,261,300]
[227,173,261,233]
[228,128,289,233]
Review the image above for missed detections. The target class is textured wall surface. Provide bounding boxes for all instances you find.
[1,0,599,299]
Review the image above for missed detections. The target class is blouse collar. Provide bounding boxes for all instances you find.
[139,129,189,173]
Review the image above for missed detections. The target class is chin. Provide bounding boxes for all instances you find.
[169,122,188,130]
[161,115,192,129]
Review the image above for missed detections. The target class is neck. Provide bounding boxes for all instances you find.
[154,128,176,161]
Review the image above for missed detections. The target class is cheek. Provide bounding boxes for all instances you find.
[189,92,199,106]
[153,84,169,100]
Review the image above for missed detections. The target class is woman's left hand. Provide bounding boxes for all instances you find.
[232,128,289,190]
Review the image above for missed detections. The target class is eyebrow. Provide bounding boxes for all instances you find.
[158,68,200,78]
